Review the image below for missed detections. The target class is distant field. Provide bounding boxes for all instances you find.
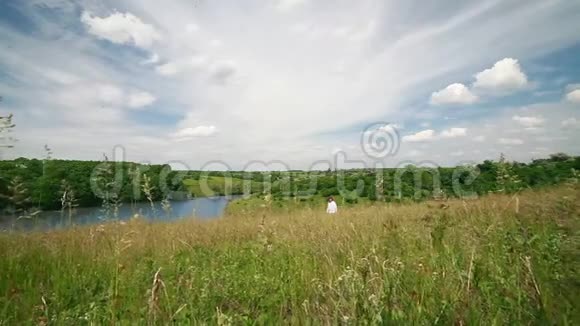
[182,176,250,197]
[226,193,373,215]
[0,185,578,324]
[182,176,307,198]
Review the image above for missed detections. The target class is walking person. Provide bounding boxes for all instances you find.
[326,196,338,214]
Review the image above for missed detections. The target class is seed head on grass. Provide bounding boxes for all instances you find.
[148,267,166,321]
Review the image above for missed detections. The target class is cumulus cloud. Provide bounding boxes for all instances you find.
[498,138,524,145]
[430,83,478,105]
[403,128,467,142]
[473,58,528,93]
[155,55,208,77]
[512,115,544,129]
[565,89,580,103]
[440,127,467,138]
[127,91,156,109]
[56,82,155,110]
[430,58,528,105]
[4,1,580,168]
[402,129,435,142]
[81,11,161,49]
[171,126,218,140]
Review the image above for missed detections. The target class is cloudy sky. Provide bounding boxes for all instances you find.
[1,0,579,170]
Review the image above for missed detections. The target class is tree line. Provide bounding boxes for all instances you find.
[0,153,578,218]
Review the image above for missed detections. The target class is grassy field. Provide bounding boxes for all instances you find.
[226,194,373,215]
[0,185,578,324]
[183,176,250,197]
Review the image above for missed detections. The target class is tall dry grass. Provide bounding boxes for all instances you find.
[0,185,578,324]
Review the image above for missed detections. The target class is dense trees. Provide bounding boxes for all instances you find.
[0,159,186,213]
[1,154,578,217]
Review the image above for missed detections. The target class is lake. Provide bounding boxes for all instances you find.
[0,196,240,232]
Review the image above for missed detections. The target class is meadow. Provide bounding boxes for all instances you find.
[0,184,578,325]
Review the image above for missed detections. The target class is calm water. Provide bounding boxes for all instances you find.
[0,196,240,232]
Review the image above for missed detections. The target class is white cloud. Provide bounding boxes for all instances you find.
[402,128,466,142]
[185,23,200,33]
[37,67,80,84]
[81,11,161,49]
[191,55,208,68]
[347,21,377,42]
[440,127,467,138]
[473,135,486,142]
[512,115,544,129]
[96,84,124,106]
[155,56,208,77]
[155,62,179,76]
[141,53,159,65]
[277,0,308,11]
[562,118,579,128]
[498,138,524,145]
[127,91,156,109]
[473,58,528,93]
[407,149,423,157]
[363,124,401,137]
[53,82,157,112]
[430,83,478,105]
[565,89,580,103]
[4,1,580,168]
[171,126,218,140]
[209,39,223,47]
[402,129,435,142]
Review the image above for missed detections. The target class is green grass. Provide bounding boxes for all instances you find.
[226,194,372,215]
[0,185,579,324]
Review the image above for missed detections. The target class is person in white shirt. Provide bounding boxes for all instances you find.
[326,196,338,214]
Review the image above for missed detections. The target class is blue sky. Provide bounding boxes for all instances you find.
[0,0,579,170]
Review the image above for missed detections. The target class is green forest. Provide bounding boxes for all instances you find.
[1,153,578,218]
